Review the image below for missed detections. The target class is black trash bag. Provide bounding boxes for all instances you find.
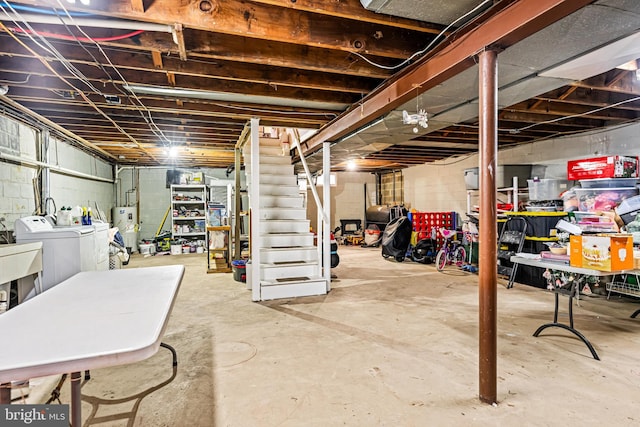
[411,238,437,264]
[381,216,413,262]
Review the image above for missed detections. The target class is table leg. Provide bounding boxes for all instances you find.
[631,309,640,319]
[70,371,82,426]
[0,382,10,404]
[533,283,600,360]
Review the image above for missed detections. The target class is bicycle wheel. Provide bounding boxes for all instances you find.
[453,247,467,267]
[435,250,447,271]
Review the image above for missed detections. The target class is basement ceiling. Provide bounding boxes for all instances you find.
[0,0,639,173]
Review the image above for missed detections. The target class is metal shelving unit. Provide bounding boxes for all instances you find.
[171,184,207,242]
[466,176,528,214]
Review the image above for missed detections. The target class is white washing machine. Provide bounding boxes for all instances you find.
[15,216,96,300]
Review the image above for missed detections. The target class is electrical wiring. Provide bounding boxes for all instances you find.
[0,73,30,84]
[0,20,159,161]
[10,27,145,42]
[352,0,492,71]
[52,0,174,147]
[1,1,172,150]
[51,0,328,144]
[0,1,91,16]
[1,4,109,95]
[213,102,339,118]
[512,95,640,133]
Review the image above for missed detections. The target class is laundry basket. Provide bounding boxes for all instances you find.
[109,252,122,270]
[108,228,130,269]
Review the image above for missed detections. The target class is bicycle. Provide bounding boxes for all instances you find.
[435,228,467,271]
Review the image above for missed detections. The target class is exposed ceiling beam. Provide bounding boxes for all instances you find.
[301,0,595,154]
[15,0,436,58]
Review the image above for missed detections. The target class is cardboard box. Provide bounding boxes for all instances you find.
[567,156,638,180]
[569,234,633,271]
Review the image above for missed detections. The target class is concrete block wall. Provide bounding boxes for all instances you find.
[404,121,640,217]
[48,136,114,219]
[117,167,241,240]
[0,119,38,230]
[0,114,114,233]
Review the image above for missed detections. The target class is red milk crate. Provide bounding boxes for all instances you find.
[411,211,457,251]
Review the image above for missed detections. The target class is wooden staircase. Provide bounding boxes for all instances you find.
[243,134,328,301]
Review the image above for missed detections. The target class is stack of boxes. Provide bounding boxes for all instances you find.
[566,155,639,213]
[565,155,639,272]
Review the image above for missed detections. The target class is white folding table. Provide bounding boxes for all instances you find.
[0,265,184,426]
[510,255,638,360]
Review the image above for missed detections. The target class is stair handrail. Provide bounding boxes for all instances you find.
[292,129,329,224]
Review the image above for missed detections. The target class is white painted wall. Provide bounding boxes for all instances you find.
[306,171,377,232]
[404,122,640,217]
[48,136,114,219]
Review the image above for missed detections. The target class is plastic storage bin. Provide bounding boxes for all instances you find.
[579,178,638,188]
[574,187,638,212]
[464,165,532,190]
[527,179,570,201]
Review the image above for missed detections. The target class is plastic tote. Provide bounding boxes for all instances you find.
[231,260,247,283]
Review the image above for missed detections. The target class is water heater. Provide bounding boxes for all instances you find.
[112,206,138,253]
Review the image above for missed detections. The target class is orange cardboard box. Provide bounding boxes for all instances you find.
[569,234,633,271]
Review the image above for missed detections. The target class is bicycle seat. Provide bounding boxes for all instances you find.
[440,229,456,240]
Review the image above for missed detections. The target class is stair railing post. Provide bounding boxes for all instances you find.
[323,142,331,290]
[291,130,329,224]
[249,118,261,301]
[317,201,323,278]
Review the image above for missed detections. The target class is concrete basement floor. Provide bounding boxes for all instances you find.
[47,246,640,426]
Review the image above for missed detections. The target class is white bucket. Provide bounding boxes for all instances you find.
[170,244,182,255]
[196,246,204,254]
[182,245,190,254]
[139,243,155,255]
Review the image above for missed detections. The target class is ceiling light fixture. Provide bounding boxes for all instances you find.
[346,160,356,171]
[124,85,349,111]
[167,146,178,158]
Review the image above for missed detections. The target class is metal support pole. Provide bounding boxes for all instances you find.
[322,142,331,289]
[478,48,498,405]
[70,371,81,426]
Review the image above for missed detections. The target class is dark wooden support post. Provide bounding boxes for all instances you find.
[478,48,498,405]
